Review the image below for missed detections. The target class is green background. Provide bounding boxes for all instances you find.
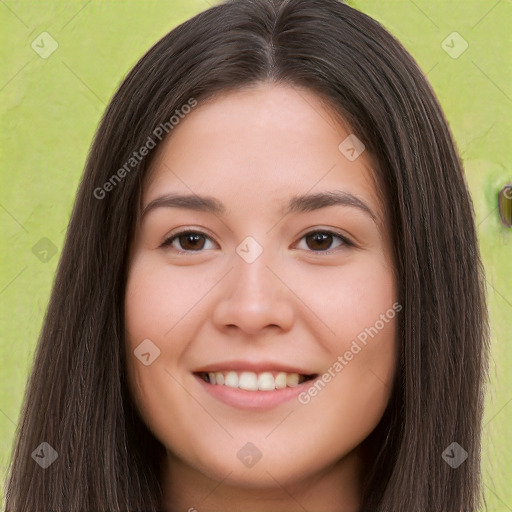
[0,0,510,509]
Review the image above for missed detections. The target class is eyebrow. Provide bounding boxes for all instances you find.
[141,190,377,222]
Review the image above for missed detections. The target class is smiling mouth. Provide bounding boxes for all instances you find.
[195,370,317,391]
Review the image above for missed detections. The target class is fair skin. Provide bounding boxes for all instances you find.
[124,83,397,512]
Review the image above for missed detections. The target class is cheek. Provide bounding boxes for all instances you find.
[124,254,211,345]
[124,261,176,340]
[123,258,187,418]
[295,310,397,464]
[123,262,204,464]
[294,251,397,345]
[294,252,397,424]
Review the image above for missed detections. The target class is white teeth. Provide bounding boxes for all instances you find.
[274,372,287,389]
[204,370,309,391]
[258,372,275,391]
[224,371,239,388]
[286,373,299,387]
[239,371,258,390]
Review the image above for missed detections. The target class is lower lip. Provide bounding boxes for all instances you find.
[194,374,316,410]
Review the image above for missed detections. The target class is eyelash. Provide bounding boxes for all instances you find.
[160,229,354,255]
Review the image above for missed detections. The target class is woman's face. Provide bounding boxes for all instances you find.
[124,83,397,497]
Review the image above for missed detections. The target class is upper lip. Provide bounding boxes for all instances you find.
[193,360,316,376]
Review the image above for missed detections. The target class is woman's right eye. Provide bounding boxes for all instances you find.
[161,230,216,253]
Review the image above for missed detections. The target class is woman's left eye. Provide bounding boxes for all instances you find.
[161,229,352,254]
[295,230,352,253]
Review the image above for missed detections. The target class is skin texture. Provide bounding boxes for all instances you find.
[124,83,398,512]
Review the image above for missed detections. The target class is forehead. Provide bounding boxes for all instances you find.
[143,83,383,223]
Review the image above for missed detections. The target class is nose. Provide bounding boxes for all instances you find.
[212,250,295,336]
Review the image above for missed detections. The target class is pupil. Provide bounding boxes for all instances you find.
[307,233,332,251]
[180,233,205,250]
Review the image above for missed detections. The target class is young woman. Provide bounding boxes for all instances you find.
[3,0,489,511]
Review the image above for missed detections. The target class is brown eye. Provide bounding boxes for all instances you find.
[178,233,206,250]
[297,230,352,253]
[162,231,215,252]
[306,232,334,250]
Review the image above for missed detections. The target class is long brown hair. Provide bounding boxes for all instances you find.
[3,0,489,510]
